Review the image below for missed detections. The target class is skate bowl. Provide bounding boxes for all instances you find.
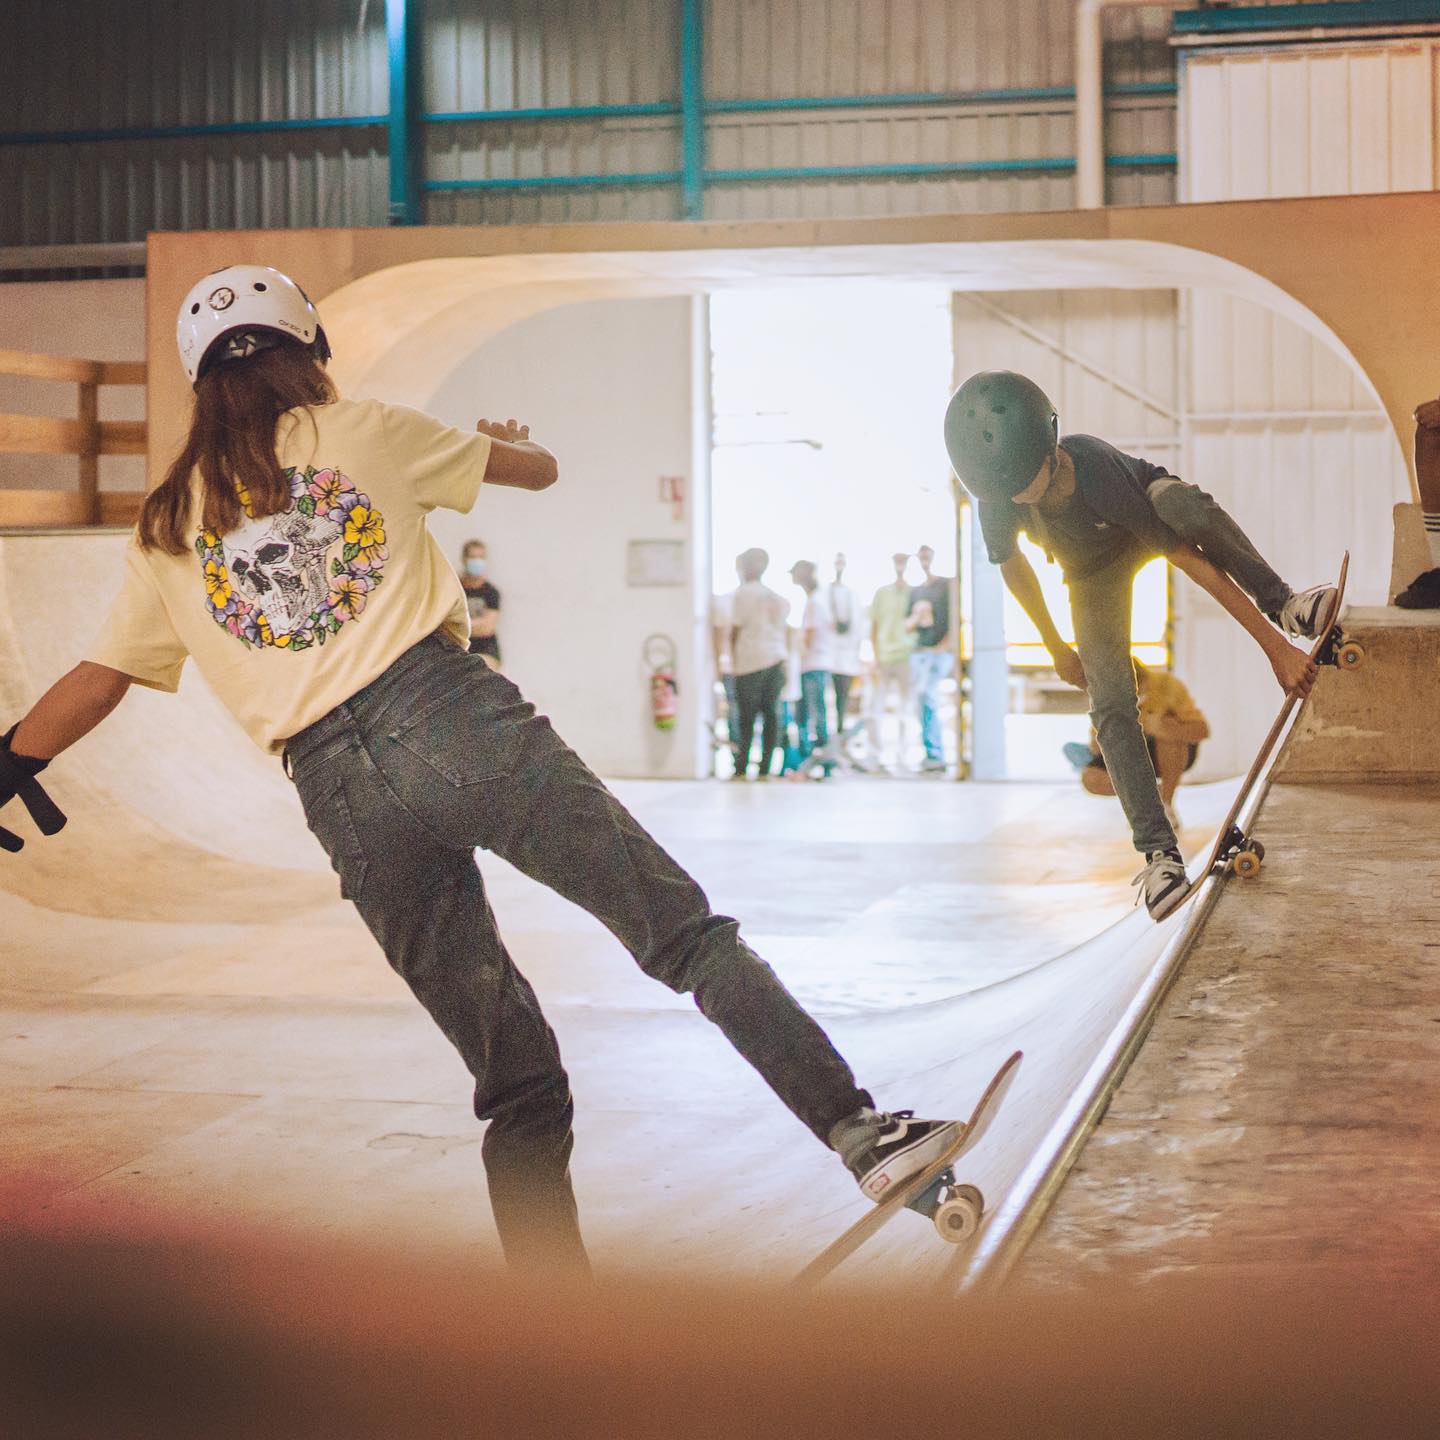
[1,525,1250,1286]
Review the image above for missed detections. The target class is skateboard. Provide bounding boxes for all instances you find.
[795,1049,1023,1288]
[1183,551,1361,895]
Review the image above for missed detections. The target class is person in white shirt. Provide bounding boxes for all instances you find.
[728,548,790,779]
[710,584,741,772]
[827,552,863,751]
[789,559,837,777]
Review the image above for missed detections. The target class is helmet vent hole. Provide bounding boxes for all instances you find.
[253,281,267,291]
[190,302,200,314]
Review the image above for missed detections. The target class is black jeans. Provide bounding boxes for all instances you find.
[285,636,870,1270]
[832,673,855,735]
[733,661,785,777]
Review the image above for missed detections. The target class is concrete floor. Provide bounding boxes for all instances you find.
[1021,608,1440,1287]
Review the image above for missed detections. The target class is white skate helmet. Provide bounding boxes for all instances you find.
[176,265,330,386]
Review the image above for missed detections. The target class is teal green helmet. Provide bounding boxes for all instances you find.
[944,370,1058,504]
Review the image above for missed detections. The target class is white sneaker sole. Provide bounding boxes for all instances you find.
[859,1120,965,1201]
[1147,877,1194,921]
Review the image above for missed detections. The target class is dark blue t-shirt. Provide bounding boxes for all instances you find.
[977,434,1179,580]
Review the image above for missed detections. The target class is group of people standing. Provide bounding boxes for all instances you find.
[713,544,958,780]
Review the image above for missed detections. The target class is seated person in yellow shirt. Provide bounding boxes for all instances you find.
[1063,661,1209,834]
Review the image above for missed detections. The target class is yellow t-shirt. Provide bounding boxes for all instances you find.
[91,397,492,753]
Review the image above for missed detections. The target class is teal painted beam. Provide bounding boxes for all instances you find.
[705,156,1175,183]
[424,171,683,192]
[705,82,1177,114]
[386,0,420,225]
[0,86,1179,151]
[680,0,706,220]
[423,154,1176,194]
[0,116,385,146]
[1175,1,1440,32]
[424,103,681,124]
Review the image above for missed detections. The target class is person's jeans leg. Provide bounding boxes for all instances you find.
[799,670,829,762]
[912,650,951,762]
[865,666,887,758]
[758,662,785,775]
[1148,477,1291,616]
[290,726,588,1276]
[372,665,874,1142]
[722,674,741,752]
[733,669,762,776]
[832,673,853,737]
[1070,562,1176,856]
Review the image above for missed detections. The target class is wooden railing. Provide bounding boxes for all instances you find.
[0,349,147,527]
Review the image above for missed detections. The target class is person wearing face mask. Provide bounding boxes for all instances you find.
[460,539,502,669]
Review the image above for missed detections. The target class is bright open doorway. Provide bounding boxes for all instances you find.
[707,282,1172,783]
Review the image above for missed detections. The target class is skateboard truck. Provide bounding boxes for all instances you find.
[1315,622,1364,671]
[1209,824,1266,880]
[905,1167,985,1244]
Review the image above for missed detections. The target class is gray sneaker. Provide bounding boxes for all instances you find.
[1276,584,1339,640]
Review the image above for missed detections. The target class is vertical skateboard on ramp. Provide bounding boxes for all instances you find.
[796,1050,1023,1288]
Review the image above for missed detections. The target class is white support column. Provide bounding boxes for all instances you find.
[1076,1,1196,210]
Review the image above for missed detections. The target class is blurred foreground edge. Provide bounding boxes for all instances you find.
[1,1203,1437,1439]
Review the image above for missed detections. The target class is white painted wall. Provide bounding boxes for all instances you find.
[422,296,708,781]
[1178,36,1418,776]
[0,278,146,492]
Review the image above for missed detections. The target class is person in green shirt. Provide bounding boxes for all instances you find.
[864,551,916,770]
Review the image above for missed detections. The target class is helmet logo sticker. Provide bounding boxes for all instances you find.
[208,287,236,311]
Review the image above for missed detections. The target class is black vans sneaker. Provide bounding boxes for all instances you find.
[1132,848,1192,921]
[829,1108,964,1202]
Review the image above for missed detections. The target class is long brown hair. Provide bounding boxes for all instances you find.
[139,342,337,554]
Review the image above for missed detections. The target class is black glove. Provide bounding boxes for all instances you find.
[0,725,67,853]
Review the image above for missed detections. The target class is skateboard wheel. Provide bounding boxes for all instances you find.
[1251,840,1265,862]
[932,1184,983,1244]
[1337,641,1365,669]
[1234,849,1262,879]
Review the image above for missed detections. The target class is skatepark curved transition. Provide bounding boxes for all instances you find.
[5,528,1438,1287]
[3,527,1230,1283]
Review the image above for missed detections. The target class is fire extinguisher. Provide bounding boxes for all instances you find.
[644,634,679,731]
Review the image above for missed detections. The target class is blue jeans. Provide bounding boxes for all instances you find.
[721,674,741,750]
[1073,477,1290,856]
[797,669,831,763]
[909,649,954,762]
[284,634,870,1270]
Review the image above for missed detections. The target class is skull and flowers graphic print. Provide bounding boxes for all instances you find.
[90,397,491,753]
[198,466,388,651]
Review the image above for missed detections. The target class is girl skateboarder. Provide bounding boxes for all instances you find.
[944,370,1333,921]
[0,266,958,1272]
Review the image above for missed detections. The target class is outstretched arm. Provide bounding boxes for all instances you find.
[1166,544,1316,697]
[476,418,558,491]
[10,662,132,761]
[998,550,1086,689]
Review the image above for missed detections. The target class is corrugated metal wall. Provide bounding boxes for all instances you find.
[703,0,1174,220]
[1,0,1178,245]
[0,0,389,248]
[1175,34,1419,778]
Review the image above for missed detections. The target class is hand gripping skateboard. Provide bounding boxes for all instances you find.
[1186,551,1360,894]
[795,1050,1023,1288]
